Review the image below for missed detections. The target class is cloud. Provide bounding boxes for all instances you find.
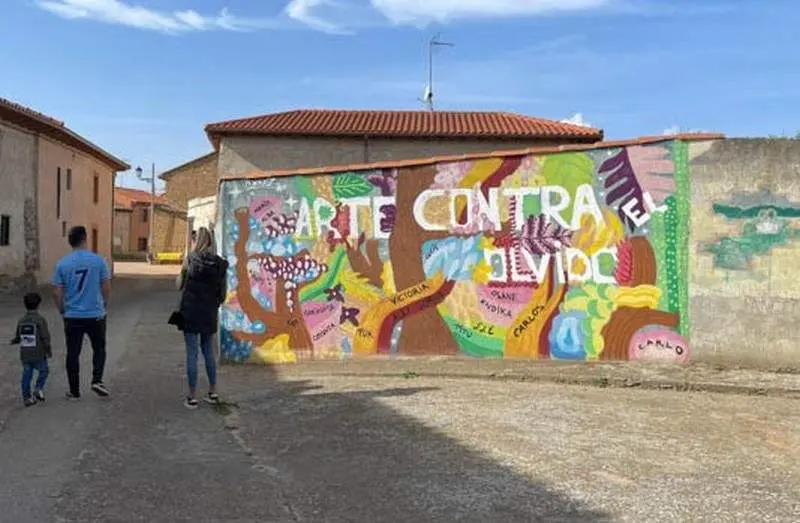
[370,0,610,24]
[663,125,681,135]
[285,0,352,34]
[35,0,280,33]
[561,113,593,128]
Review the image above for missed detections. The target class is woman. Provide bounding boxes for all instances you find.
[177,227,228,409]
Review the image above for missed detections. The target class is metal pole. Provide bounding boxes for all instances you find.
[427,37,434,111]
[149,162,155,263]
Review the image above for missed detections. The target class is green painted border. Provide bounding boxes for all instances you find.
[650,212,669,310]
[300,247,347,302]
[673,141,691,337]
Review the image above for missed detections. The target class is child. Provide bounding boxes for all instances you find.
[9,292,52,407]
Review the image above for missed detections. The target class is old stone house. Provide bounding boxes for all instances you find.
[0,97,128,291]
[113,187,187,257]
[160,109,602,243]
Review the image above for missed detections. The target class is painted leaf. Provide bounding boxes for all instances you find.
[520,215,573,256]
[333,174,373,199]
[539,152,595,222]
[317,204,334,222]
[615,239,634,286]
[599,149,647,232]
[627,145,675,206]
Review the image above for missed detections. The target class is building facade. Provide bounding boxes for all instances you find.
[114,187,187,257]
[0,97,128,292]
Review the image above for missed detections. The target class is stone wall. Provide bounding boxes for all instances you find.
[152,207,187,254]
[162,153,218,211]
[688,139,800,366]
[0,121,38,292]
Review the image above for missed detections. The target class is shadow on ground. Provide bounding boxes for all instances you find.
[225,364,611,522]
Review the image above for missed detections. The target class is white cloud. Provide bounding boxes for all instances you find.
[561,113,593,128]
[663,125,681,135]
[370,0,610,24]
[35,0,279,33]
[285,0,354,34]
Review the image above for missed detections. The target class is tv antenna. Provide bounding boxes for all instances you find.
[421,34,454,111]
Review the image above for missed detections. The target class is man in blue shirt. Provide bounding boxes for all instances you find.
[51,226,112,399]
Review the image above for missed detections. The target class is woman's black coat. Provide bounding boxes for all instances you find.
[178,251,229,334]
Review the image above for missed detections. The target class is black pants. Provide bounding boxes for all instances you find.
[64,317,107,396]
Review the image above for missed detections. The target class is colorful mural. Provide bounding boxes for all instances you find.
[218,140,693,364]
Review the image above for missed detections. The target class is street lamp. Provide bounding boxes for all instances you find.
[135,163,156,262]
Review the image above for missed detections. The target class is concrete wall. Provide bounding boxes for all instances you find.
[36,135,115,283]
[217,139,696,364]
[188,195,217,232]
[688,139,800,366]
[218,135,567,178]
[0,121,38,291]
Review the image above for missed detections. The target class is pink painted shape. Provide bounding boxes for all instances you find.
[249,196,282,224]
[629,327,690,364]
[250,266,276,305]
[302,301,342,348]
[476,285,534,326]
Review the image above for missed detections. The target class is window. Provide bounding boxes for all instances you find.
[91,228,98,253]
[66,168,72,190]
[62,221,67,237]
[56,167,61,219]
[137,237,148,252]
[142,208,149,223]
[0,215,10,246]
[93,175,99,204]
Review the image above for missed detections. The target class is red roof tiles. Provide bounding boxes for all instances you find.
[114,187,168,210]
[205,109,603,147]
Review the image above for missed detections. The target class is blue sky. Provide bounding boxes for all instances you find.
[1,0,798,191]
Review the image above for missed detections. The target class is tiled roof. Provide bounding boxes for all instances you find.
[205,109,604,147]
[114,187,169,210]
[0,96,129,171]
[226,133,725,181]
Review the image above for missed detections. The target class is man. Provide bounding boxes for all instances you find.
[51,226,111,399]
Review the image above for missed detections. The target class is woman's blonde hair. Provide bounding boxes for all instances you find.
[193,227,215,254]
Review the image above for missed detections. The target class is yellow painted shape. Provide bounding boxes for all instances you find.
[454,158,505,217]
[353,273,447,356]
[613,285,661,309]
[251,334,297,365]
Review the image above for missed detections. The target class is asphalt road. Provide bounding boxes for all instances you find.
[0,273,798,522]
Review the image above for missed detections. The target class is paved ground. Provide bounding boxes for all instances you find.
[0,270,798,522]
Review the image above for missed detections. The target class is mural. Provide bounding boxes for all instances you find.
[218,140,693,364]
[705,188,800,276]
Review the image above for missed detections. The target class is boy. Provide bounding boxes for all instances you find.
[10,292,52,407]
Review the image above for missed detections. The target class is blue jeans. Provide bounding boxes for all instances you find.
[21,359,49,400]
[184,332,217,392]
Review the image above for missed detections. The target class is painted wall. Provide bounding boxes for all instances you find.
[0,121,38,292]
[188,195,217,232]
[218,139,697,364]
[689,139,800,366]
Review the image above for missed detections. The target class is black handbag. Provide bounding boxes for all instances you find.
[168,310,184,330]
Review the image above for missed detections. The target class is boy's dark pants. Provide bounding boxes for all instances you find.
[64,317,107,396]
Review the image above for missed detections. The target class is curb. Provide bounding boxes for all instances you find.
[271,369,800,399]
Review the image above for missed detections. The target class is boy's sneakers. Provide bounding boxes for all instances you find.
[23,398,36,407]
[184,397,199,410]
[91,382,110,397]
[203,393,220,405]
[34,390,45,402]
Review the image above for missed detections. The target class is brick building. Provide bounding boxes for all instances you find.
[159,109,603,238]
[114,187,187,257]
[0,96,128,291]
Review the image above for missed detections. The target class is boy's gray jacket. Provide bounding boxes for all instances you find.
[12,312,52,362]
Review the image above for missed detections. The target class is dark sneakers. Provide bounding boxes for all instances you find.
[34,390,45,402]
[24,398,36,407]
[65,392,80,400]
[184,397,199,410]
[91,382,110,397]
[203,393,220,405]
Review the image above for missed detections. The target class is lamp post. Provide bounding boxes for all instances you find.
[135,163,156,263]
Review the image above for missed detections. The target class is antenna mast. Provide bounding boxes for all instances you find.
[423,34,454,111]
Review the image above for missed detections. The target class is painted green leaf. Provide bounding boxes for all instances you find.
[539,152,595,223]
[294,177,316,201]
[317,204,334,221]
[333,174,373,199]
